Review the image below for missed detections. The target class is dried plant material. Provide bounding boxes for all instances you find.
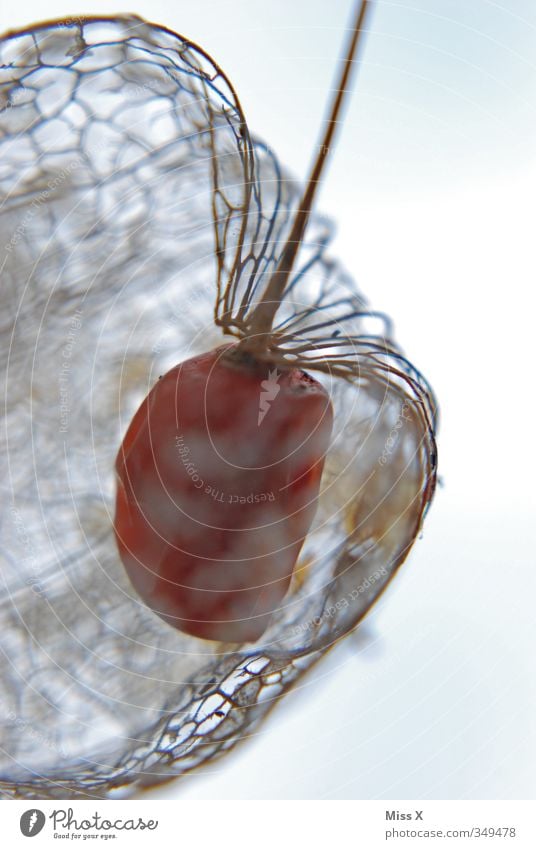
[0,10,437,799]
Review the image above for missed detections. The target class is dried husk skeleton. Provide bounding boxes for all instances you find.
[0,14,437,798]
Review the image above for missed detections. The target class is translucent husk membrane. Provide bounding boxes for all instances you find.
[0,16,437,798]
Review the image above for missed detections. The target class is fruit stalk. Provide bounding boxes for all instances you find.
[243,0,372,351]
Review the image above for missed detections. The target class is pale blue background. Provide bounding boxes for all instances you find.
[1,0,534,799]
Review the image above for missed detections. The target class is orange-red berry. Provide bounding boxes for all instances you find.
[114,344,333,642]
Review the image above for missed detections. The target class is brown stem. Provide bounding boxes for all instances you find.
[243,0,372,350]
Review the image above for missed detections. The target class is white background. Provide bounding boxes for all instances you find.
[1,0,534,799]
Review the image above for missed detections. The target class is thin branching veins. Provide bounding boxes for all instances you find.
[0,16,437,798]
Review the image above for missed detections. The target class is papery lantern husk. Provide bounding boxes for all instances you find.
[0,16,437,798]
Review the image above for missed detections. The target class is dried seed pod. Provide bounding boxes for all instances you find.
[0,8,437,799]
